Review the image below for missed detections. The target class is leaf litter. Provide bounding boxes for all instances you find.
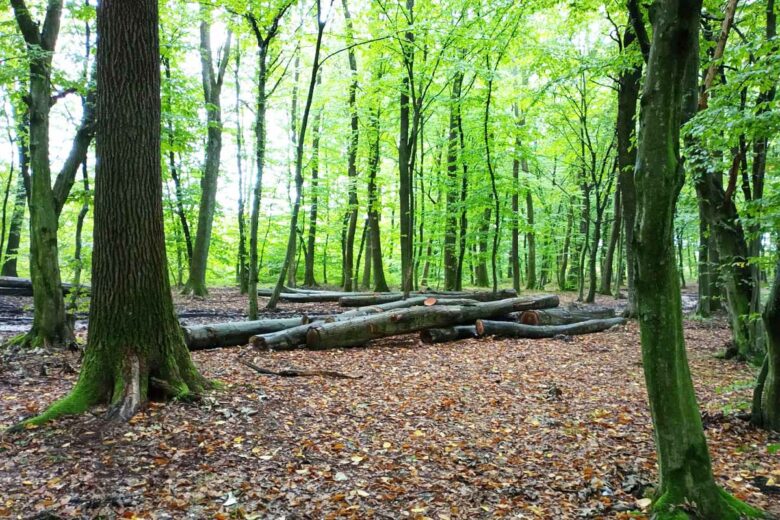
[0,289,778,519]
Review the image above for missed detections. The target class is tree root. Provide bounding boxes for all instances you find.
[652,487,765,520]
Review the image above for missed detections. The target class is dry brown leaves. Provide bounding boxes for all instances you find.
[0,290,778,519]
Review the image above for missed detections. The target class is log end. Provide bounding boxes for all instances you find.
[475,319,485,336]
[249,335,266,350]
[519,311,540,325]
[305,327,321,349]
[420,329,435,344]
[423,297,438,306]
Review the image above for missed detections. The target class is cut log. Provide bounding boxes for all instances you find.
[249,322,316,351]
[0,276,89,296]
[337,289,518,307]
[335,297,480,320]
[183,317,306,350]
[516,306,615,325]
[304,295,559,350]
[257,290,378,302]
[475,317,626,339]
[420,325,478,344]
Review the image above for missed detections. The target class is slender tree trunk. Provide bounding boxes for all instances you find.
[366,105,389,292]
[599,185,621,295]
[525,188,537,290]
[10,0,75,348]
[341,0,359,291]
[455,103,469,291]
[398,0,416,296]
[303,74,323,287]
[22,0,208,427]
[1,148,26,278]
[269,5,327,309]
[235,42,249,293]
[444,70,463,291]
[483,65,500,293]
[632,4,762,516]
[557,204,573,291]
[184,12,231,296]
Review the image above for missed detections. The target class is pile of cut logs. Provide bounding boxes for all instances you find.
[184,287,625,351]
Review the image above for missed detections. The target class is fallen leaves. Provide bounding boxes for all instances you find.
[0,289,778,518]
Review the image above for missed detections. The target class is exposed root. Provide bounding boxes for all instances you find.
[652,487,765,520]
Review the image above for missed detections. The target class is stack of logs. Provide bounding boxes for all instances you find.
[184,287,625,352]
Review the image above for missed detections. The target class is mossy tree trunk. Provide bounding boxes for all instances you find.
[632,2,762,517]
[754,250,780,431]
[184,9,232,296]
[10,0,75,349]
[20,0,208,427]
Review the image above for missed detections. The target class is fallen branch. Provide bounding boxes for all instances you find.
[239,359,361,379]
[475,317,626,339]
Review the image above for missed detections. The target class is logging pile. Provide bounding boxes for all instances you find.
[179,290,624,351]
[0,276,90,297]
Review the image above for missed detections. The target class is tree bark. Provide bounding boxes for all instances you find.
[632,3,762,516]
[20,0,208,428]
[420,325,477,344]
[183,318,306,350]
[599,185,621,295]
[303,73,323,287]
[756,253,780,430]
[517,306,615,326]
[443,70,464,291]
[525,188,537,289]
[10,0,75,349]
[475,317,625,339]
[366,101,389,292]
[234,42,249,294]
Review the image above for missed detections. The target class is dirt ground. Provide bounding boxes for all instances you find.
[0,288,778,519]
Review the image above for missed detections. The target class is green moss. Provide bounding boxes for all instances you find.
[651,487,765,520]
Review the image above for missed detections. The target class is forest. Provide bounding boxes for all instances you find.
[0,0,779,518]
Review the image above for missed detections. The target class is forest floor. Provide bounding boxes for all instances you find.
[0,288,778,519]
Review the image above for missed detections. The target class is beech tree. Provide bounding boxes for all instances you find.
[632,1,763,516]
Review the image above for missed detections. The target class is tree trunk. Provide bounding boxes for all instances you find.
[525,188,537,289]
[599,185,621,295]
[475,317,625,339]
[420,325,477,344]
[517,306,615,325]
[1,154,26,278]
[756,253,780,430]
[10,0,75,349]
[444,70,464,291]
[303,74,323,288]
[511,108,522,292]
[184,12,231,296]
[367,103,389,292]
[183,318,306,350]
[341,0,359,292]
[305,296,559,350]
[268,7,327,309]
[234,43,249,294]
[632,4,762,516]
[22,0,208,427]
[557,205,573,290]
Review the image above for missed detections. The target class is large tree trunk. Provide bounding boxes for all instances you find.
[22,0,208,428]
[10,0,75,349]
[184,318,306,350]
[756,254,780,430]
[305,296,559,350]
[184,12,231,296]
[517,306,615,325]
[475,317,625,339]
[632,3,761,516]
[341,0,359,292]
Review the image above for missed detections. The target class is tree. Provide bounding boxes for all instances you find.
[632,1,763,516]
[9,0,74,348]
[184,6,232,296]
[13,0,207,429]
